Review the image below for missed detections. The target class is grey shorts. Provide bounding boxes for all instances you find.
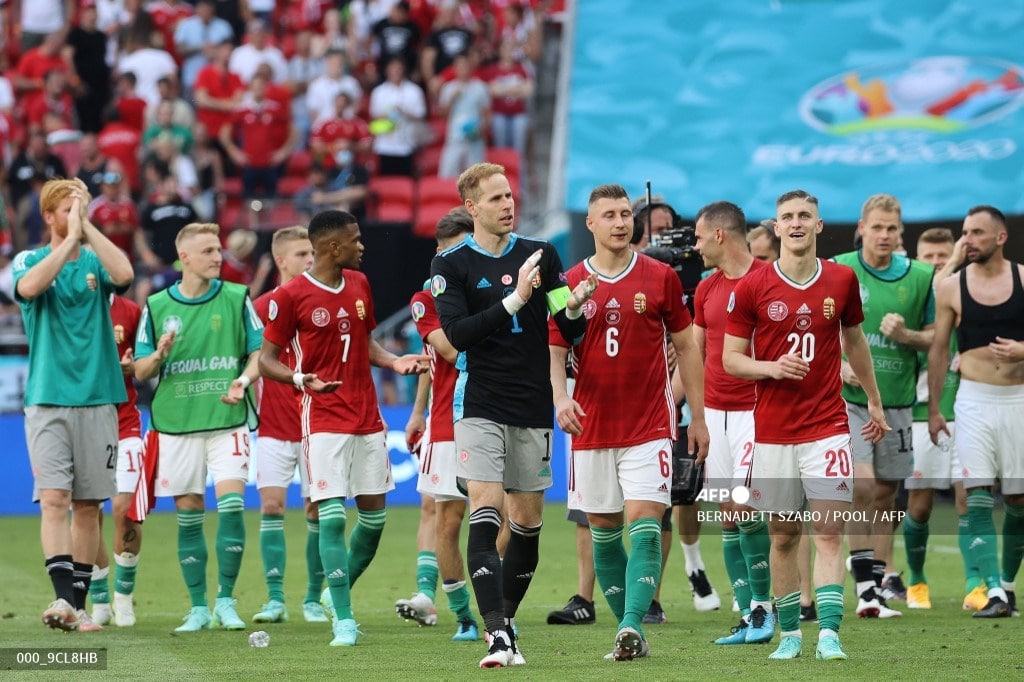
[846,403,913,481]
[454,417,553,493]
[25,405,118,502]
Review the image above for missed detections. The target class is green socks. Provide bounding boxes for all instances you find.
[776,591,801,633]
[114,552,139,595]
[216,493,246,599]
[958,513,982,592]
[89,566,110,605]
[442,579,474,621]
[348,509,387,588]
[305,519,324,604]
[815,584,844,633]
[417,551,439,600]
[591,525,628,622]
[967,490,1000,589]
[177,510,208,607]
[621,518,662,634]
[738,517,772,603]
[903,514,929,586]
[260,513,286,603]
[1002,501,1024,584]
[319,499,352,620]
[722,528,753,615]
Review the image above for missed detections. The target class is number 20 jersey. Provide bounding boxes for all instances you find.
[550,252,691,450]
[725,259,863,444]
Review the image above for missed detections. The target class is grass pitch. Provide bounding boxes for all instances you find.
[0,503,1019,680]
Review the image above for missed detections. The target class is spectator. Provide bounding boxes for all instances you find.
[94,0,133,40]
[113,72,148,134]
[286,29,326,145]
[420,4,473,99]
[500,2,542,66]
[220,228,272,296]
[75,133,117,197]
[219,73,295,198]
[98,110,142,193]
[228,18,288,84]
[8,130,67,210]
[136,173,198,300]
[66,3,112,134]
[143,100,194,155]
[190,121,225,221]
[311,8,350,59]
[482,39,532,165]
[14,0,72,52]
[305,50,363,125]
[347,0,400,66]
[144,0,194,61]
[144,76,197,131]
[146,136,200,200]
[368,56,426,177]
[0,54,14,116]
[12,172,49,252]
[13,32,68,117]
[117,33,177,105]
[437,54,490,178]
[88,171,139,257]
[173,0,234,93]
[310,92,372,169]
[371,1,421,81]
[25,71,76,133]
[193,39,245,141]
[294,160,369,225]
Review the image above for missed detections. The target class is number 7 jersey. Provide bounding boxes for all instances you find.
[725,258,863,444]
[549,252,691,450]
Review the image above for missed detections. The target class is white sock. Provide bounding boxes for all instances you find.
[91,566,109,581]
[780,629,802,639]
[442,580,467,593]
[855,580,875,598]
[818,628,838,642]
[988,587,1008,602]
[681,540,704,574]
[114,552,139,568]
[1001,580,1016,593]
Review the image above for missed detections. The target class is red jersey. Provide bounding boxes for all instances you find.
[98,123,141,190]
[693,259,767,412]
[231,99,287,167]
[89,196,139,256]
[194,65,245,139]
[15,49,66,115]
[310,116,371,168]
[263,271,383,436]
[110,295,142,439]
[115,96,148,134]
[145,0,194,61]
[25,93,75,129]
[480,61,531,116]
[410,289,456,443]
[550,253,691,450]
[724,259,864,444]
[254,288,302,441]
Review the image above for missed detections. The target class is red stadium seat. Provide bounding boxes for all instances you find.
[414,200,456,239]
[222,176,243,198]
[417,175,462,205]
[417,146,443,177]
[486,148,521,178]
[278,175,307,197]
[368,176,415,224]
[285,150,313,177]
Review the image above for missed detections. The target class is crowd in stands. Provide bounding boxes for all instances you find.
[0,0,561,314]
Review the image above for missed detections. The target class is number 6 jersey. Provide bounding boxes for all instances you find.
[725,258,863,444]
[550,252,691,450]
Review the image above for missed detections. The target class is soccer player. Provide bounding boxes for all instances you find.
[430,162,596,668]
[723,189,889,661]
[259,209,429,646]
[250,226,331,624]
[903,228,983,610]
[928,205,1024,618]
[135,222,263,633]
[397,207,480,641]
[550,184,709,660]
[691,201,776,645]
[90,294,144,627]
[834,194,934,617]
[15,178,133,631]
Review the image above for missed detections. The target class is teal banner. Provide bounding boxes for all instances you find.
[566,0,1024,222]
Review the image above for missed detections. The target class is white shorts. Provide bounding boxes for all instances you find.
[747,433,854,512]
[116,436,144,495]
[156,426,251,497]
[417,440,465,502]
[256,436,310,498]
[905,422,960,490]
[955,380,1024,494]
[703,408,755,491]
[567,438,673,514]
[305,431,395,503]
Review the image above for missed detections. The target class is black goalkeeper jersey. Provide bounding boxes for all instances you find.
[430,233,585,428]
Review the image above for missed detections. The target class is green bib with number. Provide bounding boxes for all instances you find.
[147,282,254,434]
[834,251,933,408]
